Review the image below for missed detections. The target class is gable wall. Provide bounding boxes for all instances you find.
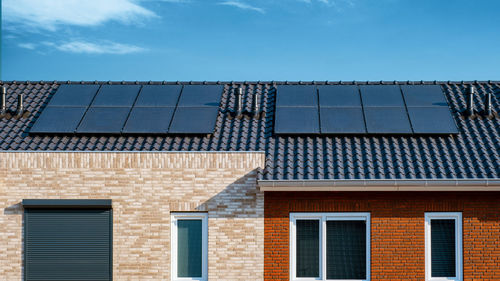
[0,152,265,280]
[265,191,500,281]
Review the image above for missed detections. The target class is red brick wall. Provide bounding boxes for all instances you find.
[264,192,500,281]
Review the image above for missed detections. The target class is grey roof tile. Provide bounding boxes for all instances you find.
[0,81,499,181]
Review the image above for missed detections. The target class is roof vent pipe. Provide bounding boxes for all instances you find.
[252,92,260,117]
[0,87,6,115]
[484,91,492,117]
[235,87,243,117]
[16,93,24,117]
[467,85,475,117]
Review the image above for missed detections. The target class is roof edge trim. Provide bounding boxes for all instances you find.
[258,179,500,191]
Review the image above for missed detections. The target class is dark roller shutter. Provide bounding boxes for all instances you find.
[296,220,320,277]
[431,219,456,277]
[326,220,366,280]
[24,207,112,281]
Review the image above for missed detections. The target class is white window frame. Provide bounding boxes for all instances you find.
[171,213,208,281]
[290,212,371,281]
[425,212,462,281]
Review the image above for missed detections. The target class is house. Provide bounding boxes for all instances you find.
[0,81,498,281]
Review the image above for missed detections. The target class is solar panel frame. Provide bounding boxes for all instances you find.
[169,107,220,134]
[76,107,131,134]
[360,85,405,107]
[30,107,88,133]
[122,107,175,134]
[320,107,366,134]
[318,85,361,107]
[48,84,100,107]
[91,85,141,107]
[134,85,182,107]
[407,107,459,134]
[177,85,223,107]
[364,107,412,134]
[274,107,320,134]
[401,85,449,107]
[275,85,317,107]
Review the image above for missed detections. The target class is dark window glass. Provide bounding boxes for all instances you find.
[177,220,202,277]
[326,220,366,280]
[431,219,456,277]
[296,220,320,277]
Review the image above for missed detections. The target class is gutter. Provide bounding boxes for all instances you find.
[258,179,500,191]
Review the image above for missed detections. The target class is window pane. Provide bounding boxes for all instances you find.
[431,219,456,277]
[177,219,202,277]
[326,220,366,280]
[296,220,320,277]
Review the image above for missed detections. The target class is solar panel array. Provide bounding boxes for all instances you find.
[274,84,458,135]
[30,84,223,135]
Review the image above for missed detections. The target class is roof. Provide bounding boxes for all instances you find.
[0,80,499,181]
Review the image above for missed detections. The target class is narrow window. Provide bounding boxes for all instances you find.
[425,212,462,281]
[290,213,370,281]
[171,213,208,281]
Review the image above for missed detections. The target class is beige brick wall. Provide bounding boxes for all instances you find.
[0,152,265,281]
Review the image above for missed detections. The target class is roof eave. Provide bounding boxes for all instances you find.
[258,179,500,191]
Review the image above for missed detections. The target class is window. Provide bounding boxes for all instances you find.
[290,213,370,281]
[171,213,208,281]
[425,212,462,281]
[23,199,112,281]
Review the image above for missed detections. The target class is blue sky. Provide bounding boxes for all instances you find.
[1,0,500,81]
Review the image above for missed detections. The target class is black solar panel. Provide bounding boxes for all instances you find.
[360,85,405,107]
[177,85,223,107]
[30,107,87,133]
[318,85,361,107]
[76,107,130,133]
[48,84,99,107]
[401,85,448,107]
[274,107,320,134]
[169,107,219,134]
[122,107,174,134]
[408,107,458,134]
[320,107,366,134]
[276,85,317,107]
[91,85,141,107]
[134,85,182,107]
[364,107,412,134]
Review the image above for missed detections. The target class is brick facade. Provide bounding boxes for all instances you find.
[0,152,265,281]
[264,191,500,281]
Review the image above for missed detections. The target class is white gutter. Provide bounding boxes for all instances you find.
[258,179,500,191]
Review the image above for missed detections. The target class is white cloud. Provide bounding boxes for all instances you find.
[43,40,146,55]
[219,1,265,13]
[2,0,157,31]
[18,43,36,50]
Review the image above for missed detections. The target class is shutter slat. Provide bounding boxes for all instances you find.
[296,220,320,278]
[431,219,456,277]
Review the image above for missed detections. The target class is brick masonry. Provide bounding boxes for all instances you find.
[0,152,265,281]
[264,191,500,281]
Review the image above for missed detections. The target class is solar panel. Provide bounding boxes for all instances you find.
[274,107,320,134]
[364,107,412,134]
[169,107,219,134]
[122,107,174,134]
[134,85,182,107]
[48,84,100,107]
[320,107,366,134]
[76,107,130,133]
[276,85,317,107]
[360,85,405,107]
[177,85,223,107]
[318,85,361,107]
[401,85,448,107]
[91,85,141,107]
[30,107,87,133]
[408,107,458,134]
